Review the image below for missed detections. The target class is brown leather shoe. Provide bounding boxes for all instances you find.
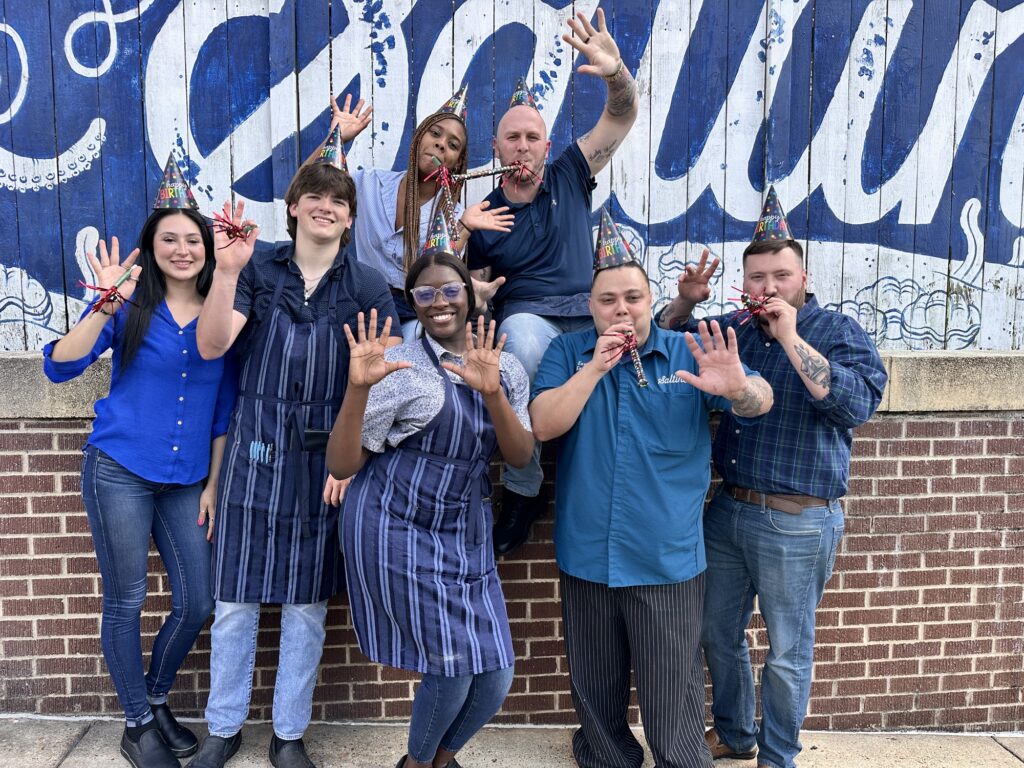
[704,728,758,760]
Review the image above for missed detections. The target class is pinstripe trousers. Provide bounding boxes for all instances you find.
[560,571,713,768]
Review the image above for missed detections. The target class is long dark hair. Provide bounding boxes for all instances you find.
[119,208,215,368]
[401,113,468,272]
[404,251,477,320]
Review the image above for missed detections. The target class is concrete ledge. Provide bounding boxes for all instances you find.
[4,351,1024,418]
[879,351,1024,413]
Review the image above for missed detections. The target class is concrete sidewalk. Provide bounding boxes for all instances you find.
[2,717,1023,767]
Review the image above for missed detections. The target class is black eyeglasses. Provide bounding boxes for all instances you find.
[410,282,465,307]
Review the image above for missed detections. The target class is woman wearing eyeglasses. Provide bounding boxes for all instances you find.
[326,242,534,768]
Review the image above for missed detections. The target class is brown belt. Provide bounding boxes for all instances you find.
[726,485,830,516]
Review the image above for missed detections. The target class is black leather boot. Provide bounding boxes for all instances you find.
[150,702,199,757]
[185,733,242,768]
[120,727,179,768]
[269,734,315,768]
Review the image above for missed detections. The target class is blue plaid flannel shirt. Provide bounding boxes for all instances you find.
[674,295,887,499]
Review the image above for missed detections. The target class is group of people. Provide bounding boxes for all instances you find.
[43,10,889,768]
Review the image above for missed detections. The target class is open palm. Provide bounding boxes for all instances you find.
[344,309,410,387]
[442,316,505,395]
[675,320,748,396]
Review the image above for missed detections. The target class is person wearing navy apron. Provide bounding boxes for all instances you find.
[326,233,534,768]
[190,147,401,768]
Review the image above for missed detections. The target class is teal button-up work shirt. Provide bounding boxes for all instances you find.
[532,323,759,587]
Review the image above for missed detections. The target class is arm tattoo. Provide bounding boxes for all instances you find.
[730,379,769,417]
[606,70,637,118]
[587,138,620,165]
[794,343,831,390]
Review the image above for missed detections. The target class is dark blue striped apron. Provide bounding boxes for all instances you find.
[341,337,514,676]
[213,267,348,604]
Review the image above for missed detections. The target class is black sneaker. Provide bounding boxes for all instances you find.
[120,727,179,768]
[186,733,242,768]
[269,735,315,768]
[493,487,548,556]
[150,702,199,757]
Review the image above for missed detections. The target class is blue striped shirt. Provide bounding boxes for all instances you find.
[678,295,887,499]
[43,301,237,485]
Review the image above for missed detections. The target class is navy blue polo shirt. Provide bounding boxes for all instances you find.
[233,242,402,340]
[531,323,760,587]
[467,143,596,322]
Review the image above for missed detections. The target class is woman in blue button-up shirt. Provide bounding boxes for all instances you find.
[43,206,236,768]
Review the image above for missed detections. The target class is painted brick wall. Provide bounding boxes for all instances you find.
[1,414,1022,729]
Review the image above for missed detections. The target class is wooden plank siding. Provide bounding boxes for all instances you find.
[0,0,1022,351]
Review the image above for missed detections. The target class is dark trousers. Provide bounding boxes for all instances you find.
[560,571,713,768]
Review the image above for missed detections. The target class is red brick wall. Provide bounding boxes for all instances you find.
[2,414,1023,729]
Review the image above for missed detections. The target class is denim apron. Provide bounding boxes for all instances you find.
[341,337,514,676]
[213,265,348,604]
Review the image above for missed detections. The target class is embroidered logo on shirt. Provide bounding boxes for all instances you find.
[249,440,276,464]
[658,374,685,384]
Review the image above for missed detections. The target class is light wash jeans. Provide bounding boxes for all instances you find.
[407,667,515,762]
[701,487,844,768]
[497,313,593,496]
[205,600,328,740]
[81,445,213,726]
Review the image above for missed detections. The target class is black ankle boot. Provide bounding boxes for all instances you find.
[269,734,315,768]
[493,488,548,556]
[186,733,242,768]
[120,726,180,768]
[150,702,199,757]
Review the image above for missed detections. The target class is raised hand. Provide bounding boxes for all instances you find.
[344,309,411,388]
[86,237,142,309]
[562,8,622,78]
[676,248,720,306]
[213,200,259,274]
[461,200,515,234]
[441,316,505,395]
[471,274,506,306]
[330,93,373,142]
[675,320,749,397]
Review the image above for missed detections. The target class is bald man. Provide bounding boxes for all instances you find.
[469,9,638,555]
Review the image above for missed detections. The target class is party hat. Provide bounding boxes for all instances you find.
[750,185,793,243]
[153,153,199,210]
[508,77,538,110]
[419,209,457,259]
[593,207,636,271]
[314,124,349,172]
[436,84,469,122]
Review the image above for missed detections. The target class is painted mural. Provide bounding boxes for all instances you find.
[1,0,1023,351]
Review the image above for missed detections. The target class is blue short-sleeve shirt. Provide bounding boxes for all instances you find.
[467,143,596,322]
[531,323,760,587]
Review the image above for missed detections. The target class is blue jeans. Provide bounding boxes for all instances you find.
[497,313,593,496]
[701,488,843,768]
[408,666,515,762]
[81,445,214,726]
[205,599,328,740]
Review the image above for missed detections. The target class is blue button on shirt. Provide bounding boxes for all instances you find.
[467,144,596,322]
[43,302,238,485]
[348,168,464,290]
[673,295,887,499]
[531,323,759,587]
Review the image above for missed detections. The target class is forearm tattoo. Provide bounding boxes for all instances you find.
[606,67,637,118]
[794,343,831,390]
[731,379,770,417]
[587,138,620,165]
